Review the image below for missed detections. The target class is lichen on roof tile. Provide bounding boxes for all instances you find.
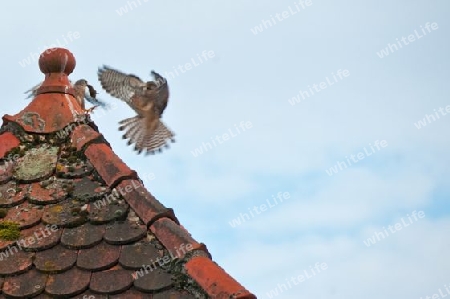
[71,176,106,202]
[34,244,77,273]
[42,200,89,228]
[0,47,256,299]
[13,144,59,182]
[0,181,27,207]
[3,201,43,229]
[28,178,70,205]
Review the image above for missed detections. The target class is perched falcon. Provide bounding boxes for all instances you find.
[24,79,109,114]
[97,65,175,155]
[72,79,110,113]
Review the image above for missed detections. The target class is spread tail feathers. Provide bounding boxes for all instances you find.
[118,116,175,155]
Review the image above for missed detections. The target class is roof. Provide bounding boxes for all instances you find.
[0,48,256,299]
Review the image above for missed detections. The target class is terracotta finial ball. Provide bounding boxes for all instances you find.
[38,48,76,75]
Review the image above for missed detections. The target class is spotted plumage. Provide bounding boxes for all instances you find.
[97,65,175,155]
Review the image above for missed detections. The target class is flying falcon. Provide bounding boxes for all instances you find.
[97,65,175,155]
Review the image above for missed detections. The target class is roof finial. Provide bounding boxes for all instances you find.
[38,48,76,75]
[2,48,82,133]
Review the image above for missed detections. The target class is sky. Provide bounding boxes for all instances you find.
[1,1,449,298]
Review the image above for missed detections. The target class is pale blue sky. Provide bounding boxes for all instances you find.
[1,1,450,298]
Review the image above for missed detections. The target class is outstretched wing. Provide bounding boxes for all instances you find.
[24,82,43,99]
[150,70,169,116]
[97,65,146,104]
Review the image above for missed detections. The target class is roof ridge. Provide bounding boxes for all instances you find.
[0,47,257,299]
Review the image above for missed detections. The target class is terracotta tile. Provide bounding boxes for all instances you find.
[0,239,14,252]
[46,267,91,297]
[0,249,34,276]
[77,241,120,271]
[2,269,47,298]
[108,263,126,271]
[90,269,134,294]
[109,288,151,298]
[33,293,54,299]
[89,194,129,224]
[13,144,59,182]
[61,223,105,249]
[0,132,20,159]
[0,160,14,184]
[55,159,93,179]
[119,242,162,270]
[0,181,27,208]
[133,267,173,293]
[28,178,70,205]
[72,177,107,202]
[150,218,208,259]
[103,221,146,245]
[71,124,102,151]
[119,179,178,226]
[34,244,77,273]
[185,257,256,299]
[3,76,83,133]
[73,290,109,299]
[152,290,197,299]
[4,201,43,229]
[19,223,61,252]
[84,143,137,187]
[42,200,88,227]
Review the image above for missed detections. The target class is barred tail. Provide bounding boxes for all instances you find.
[119,116,175,155]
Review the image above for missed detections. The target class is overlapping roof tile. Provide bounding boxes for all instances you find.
[0,48,256,298]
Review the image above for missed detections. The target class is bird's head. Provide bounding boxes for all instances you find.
[74,79,89,87]
[150,70,167,88]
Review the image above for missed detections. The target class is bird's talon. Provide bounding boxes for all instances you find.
[83,105,99,114]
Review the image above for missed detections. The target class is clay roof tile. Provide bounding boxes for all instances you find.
[0,48,256,299]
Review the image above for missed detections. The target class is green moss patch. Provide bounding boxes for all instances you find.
[0,220,21,241]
